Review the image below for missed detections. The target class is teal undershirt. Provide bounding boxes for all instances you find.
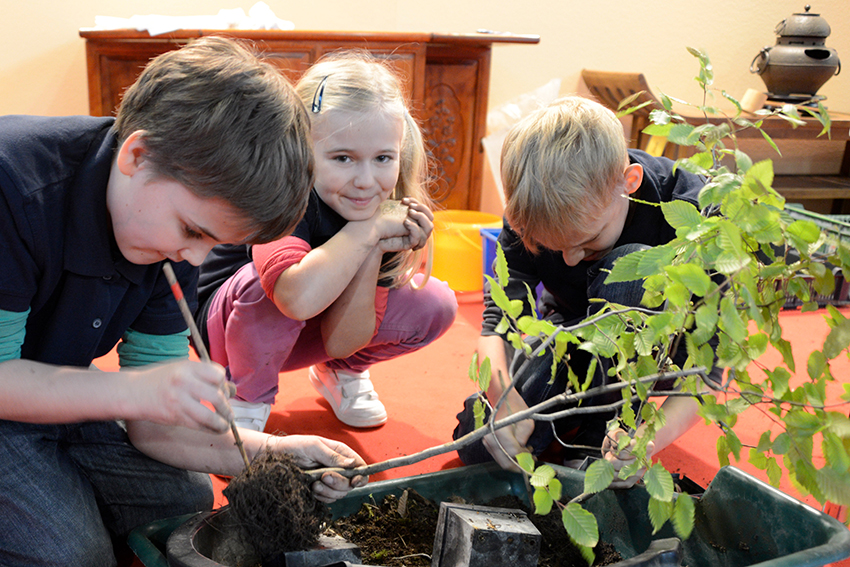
[0,309,28,362]
[117,328,191,367]
[0,308,190,367]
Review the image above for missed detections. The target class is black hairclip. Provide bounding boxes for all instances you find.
[311,75,330,114]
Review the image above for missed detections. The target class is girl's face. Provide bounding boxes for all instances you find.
[311,108,404,221]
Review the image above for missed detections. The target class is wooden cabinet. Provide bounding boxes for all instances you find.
[79,29,539,210]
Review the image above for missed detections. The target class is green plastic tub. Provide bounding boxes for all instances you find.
[128,462,850,567]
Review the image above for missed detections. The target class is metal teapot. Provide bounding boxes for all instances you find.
[750,5,840,100]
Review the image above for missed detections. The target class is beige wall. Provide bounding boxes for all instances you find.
[2,0,848,210]
[3,0,848,117]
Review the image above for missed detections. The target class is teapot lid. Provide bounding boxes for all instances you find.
[776,5,831,38]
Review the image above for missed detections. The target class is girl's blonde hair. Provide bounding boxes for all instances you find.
[296,50,432,288]
[501,96,628,252]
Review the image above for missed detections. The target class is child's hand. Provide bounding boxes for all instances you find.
[482,417,536,472]
[377,197,433,252]
[268,435,369,503]
[481,392,535,472]
[602,428,656,489]
[401,197,433,251]
[127,360,235,434]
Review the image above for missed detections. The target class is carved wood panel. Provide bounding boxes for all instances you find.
[423,60,478,210]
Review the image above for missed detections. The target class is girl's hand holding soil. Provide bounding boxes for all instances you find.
[266,434,369,503]
[377,197,433,252]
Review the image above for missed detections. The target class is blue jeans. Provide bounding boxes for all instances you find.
[0,419,213,567]
[453,244,651,465]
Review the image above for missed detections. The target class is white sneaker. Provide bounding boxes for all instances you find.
[308,364,387,428]
[229,399,272,432]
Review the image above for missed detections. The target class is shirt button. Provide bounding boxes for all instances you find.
[103,275,113,281]
[92,319,102,329]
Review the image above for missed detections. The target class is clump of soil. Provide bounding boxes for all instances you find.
[223,450,329,562]
[329,490,622,566]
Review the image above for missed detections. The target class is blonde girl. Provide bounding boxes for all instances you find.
[200,51,457,431]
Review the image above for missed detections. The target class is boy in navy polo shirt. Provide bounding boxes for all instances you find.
[0,37,367,567]
[453,96,722,487]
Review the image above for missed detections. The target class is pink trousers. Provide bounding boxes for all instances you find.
[205,262,458,403]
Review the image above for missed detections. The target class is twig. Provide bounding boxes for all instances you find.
[161,262,251,471]
[307,367,706,481]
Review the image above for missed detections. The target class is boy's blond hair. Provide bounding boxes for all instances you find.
[113,36,314,245]
[296,50,432,287]
[501,96,629,252]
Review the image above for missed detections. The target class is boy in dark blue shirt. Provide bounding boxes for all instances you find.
[454,96,722,487]
[0,37,366,567]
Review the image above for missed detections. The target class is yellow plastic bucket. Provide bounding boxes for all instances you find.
[431,210,502,292]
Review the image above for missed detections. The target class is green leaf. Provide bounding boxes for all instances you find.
[561,503,599,548]
[486,276,512,314]
[495,242,509,286]
[665,264,711,296]
[644,463,675,502]
[494,316,510,335]
[823,317,850,360]
[807,350,827,381]
[648,497,673,534]
[606,250,643,283]
[637,245,678,277]
[784,410,824,437]
[530,464,557,488]
[671,494,696,539]
[643,122,674,137]
[584,458,615,494]
[533,487,554,515]
[478,356,491,391]
[742,159,775,193]
[472,398,487,429]
[726,429,743,460]
[548,478,563,502]
[715,250,751,274]
[816,467,850,506]
[720,296,747,343]
[467,351,479,383]
[516,452,535,474]
[717,436,731,467]
[787,219,823,246]
[767,457,782,487]
[661,200,702,230]
[668,122,697,146]
[773,433,791,455]
[822,431,850,470]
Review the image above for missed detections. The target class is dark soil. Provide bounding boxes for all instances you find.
[223,451,328,563]
[329,490,622,566]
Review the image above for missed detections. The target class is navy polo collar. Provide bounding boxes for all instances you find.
[64,127,149,285]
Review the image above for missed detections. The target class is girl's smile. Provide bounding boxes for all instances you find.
[311,109,404,222]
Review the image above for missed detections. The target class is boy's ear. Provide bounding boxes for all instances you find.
[115,130,149,176]
[623,163,643,195]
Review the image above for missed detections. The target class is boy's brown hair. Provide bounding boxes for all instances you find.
[113,36,314,244]
[500,96,629,252]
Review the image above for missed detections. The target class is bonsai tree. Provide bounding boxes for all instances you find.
[466,47,850,564]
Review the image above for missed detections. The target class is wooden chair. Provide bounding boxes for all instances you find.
[580,69,673,158]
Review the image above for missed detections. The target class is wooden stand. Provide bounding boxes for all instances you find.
[78,29,539,211]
